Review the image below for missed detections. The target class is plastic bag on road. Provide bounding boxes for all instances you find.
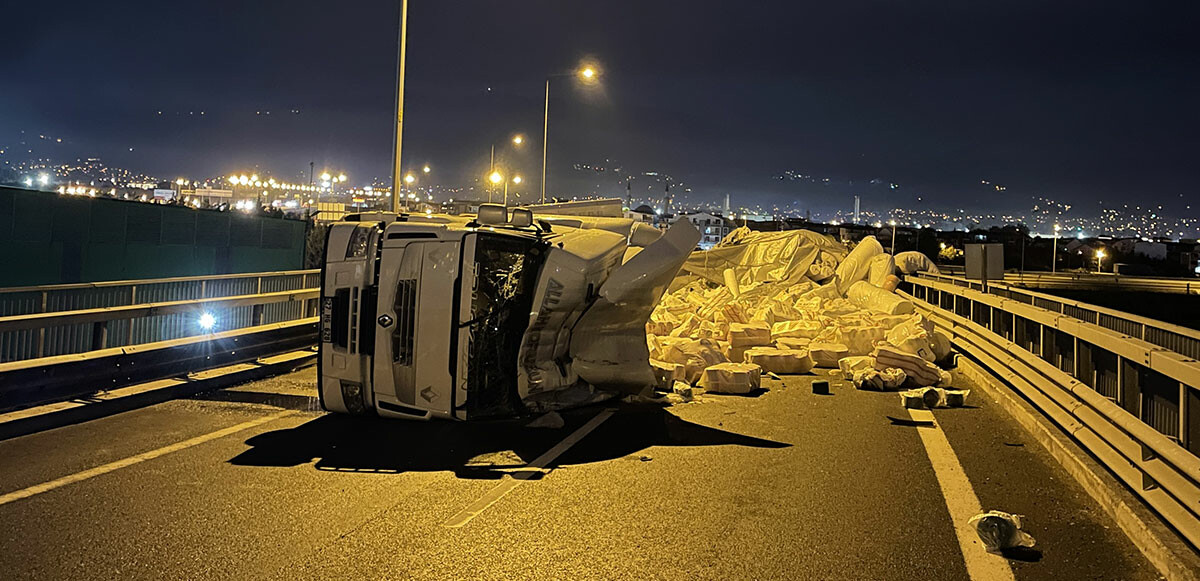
[968,510,1036,552]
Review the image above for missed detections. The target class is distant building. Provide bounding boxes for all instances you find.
[673,211,732,249]
[624,204,656,224]
[1112,238,1167,260]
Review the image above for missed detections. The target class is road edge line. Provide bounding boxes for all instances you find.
[957,354,1200,581]
[908,408,1017,581]
[0,409,296,507]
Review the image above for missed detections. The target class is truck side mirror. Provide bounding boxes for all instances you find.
[510,208,533,228]
[477,204,508,225]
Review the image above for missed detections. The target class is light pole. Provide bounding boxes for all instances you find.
[541,64,599,204]
[1096,249,1106,273]
[390,0,410,214]
[889,220,897,255]
[490,134,524,201]
[1051,223,1060,273]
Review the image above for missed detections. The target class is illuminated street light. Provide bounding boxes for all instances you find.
[512,135,524,146]
[320,172,331,182]
[337,174,346,182]
[542,60,604,203]
[405,174,415,184]
[512,175,522,184]
[889,220,898,255]
[38,173,49,186]
[490,171,503,184]
[423,165,431,173]
[1096,249,1106,273]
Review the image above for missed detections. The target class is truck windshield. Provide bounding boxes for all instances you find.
[464,232,544,417]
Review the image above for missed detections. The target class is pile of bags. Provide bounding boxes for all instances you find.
[648,228,953,394]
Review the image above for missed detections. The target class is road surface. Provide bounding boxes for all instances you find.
[0,366,1160,580]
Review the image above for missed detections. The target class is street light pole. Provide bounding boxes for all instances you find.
[540,78,550,204]
[389,0,409,214]
[1051,224,1060,273]
[889,220,897,255]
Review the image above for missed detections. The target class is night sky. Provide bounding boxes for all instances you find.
[3,1,1198,215]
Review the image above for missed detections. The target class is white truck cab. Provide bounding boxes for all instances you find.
[319,205,697,420]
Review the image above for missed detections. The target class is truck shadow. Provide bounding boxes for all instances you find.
[228,403,790,479]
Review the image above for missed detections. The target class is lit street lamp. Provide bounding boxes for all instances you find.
[1096,248,1106,273]
[541,62,601,203]
[889,220,897,255]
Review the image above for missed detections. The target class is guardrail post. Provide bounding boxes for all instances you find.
[1119,357,1140,415]
[91,320,108,351]
[127,286,137,346]
[1187,383,1199,455]
[36,290,47,358]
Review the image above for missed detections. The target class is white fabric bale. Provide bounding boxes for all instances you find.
[846,281,915,315]
[833,322,887,356]
[771,319,823,341]
[650,358,686,390]
[885,318,936,361]
[894,251,940,275]
[837,355,875,379]
[728,322,772,347]
[743,347,814,374]
[867,254,896,287]
[698,362,762,394]
[931,330,952,361]
[662,338,729,383]
[809,342,850,368]
[874,345,946,387]
[774,336,811,351]
[832,236,884,294]
[852,367,907,391]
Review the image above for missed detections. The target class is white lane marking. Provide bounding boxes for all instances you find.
[0,410,295,507]
[443,408,616,528]
[908,408,1016,581]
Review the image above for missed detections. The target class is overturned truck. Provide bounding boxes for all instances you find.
[320,205,951,421]
[319,205,700,420]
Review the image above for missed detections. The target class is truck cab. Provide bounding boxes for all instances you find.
[319,205,692,420]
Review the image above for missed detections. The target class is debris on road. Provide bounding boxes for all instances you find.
[899,387,971,409]
[969,510,1037,552]
[812,379,830,395]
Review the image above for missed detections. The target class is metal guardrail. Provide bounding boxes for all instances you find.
[914,272,1200,360]
[0,318,318,412]
[1001,271,1200,295]
[904,276,1200,549]
[0,270,320,362]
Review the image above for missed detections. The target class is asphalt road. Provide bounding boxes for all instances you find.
[0,366,1161,580]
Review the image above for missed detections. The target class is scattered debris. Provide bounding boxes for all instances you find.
[526,411,565,429]
[812,380,830,395]
[899,387,971,409]
[969,510,1036,552]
